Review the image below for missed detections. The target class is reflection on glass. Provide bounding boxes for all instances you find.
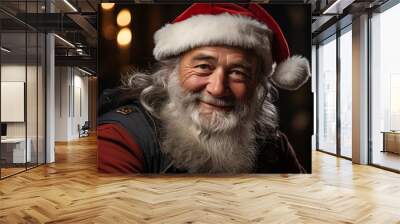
[318,37,337,154]
[340,29,352,158]
[371,3,400,171]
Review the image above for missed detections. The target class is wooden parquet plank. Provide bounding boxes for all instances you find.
[1,135,400,223]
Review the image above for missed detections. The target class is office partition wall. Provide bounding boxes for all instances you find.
[317,35,337,155]
[0,0,46,179]
[316,24,353,159]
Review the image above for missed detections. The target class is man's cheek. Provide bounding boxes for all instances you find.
[181,75,208,92]
[179,66,200,83]
[229,83,249,103]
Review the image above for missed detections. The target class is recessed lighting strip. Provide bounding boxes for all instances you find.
[54,34,75,48]
[1,47,11,53]
[63,0,78,12]
[77,67,93,76]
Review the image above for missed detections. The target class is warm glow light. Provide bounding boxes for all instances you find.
[117,28,132,46]
[101,3,115,10]
[117,9,131,27]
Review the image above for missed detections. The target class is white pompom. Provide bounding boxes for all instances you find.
[270,55,310,90]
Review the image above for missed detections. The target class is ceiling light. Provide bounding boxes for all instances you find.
[77,67,93,76]
[101,3,115,10]
[63,0,78,12]
[1,47,11,53]
[322,0,354,15]
[54,34,75,48]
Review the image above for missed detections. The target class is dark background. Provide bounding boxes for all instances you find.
[98,4,312,173]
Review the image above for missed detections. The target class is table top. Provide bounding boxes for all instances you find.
[381,131,400,134]
[1,138,28,143]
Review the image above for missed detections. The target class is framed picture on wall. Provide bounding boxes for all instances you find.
[97,3,312,174]
[1,81,25,122]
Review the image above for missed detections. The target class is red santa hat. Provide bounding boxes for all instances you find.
[153,3,310,90]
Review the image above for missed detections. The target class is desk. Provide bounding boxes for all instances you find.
[1,138,31,163]
[382,131,400,154]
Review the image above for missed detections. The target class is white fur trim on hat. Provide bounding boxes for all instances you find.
[270,55,310,90]
[153,13,273,62]
[153,13,310,91]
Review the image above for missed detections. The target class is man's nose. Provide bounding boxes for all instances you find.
[206,67,228,97]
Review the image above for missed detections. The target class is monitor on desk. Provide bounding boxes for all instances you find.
[1,123,7,138]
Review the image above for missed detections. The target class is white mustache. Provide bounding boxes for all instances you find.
[198,94,235,107]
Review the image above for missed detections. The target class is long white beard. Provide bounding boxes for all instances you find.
[159,75,258,173]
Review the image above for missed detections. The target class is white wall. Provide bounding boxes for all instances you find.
[54,67,89,141]
[55,66,70,141]
[72,73,89,138]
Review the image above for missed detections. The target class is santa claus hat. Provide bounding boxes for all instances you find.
[153,3,310,90]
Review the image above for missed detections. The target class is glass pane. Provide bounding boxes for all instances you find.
[1,1,46,178]
[340,29,352,158]
[1,31,27,177]
[38,32,45,165]
[27,31,38,169]
[318,37,337,154]
[371,4,400,171]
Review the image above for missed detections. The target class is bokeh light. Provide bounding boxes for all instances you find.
[117,9,131,27]
[101,3,115,10]
[117,28,132,46]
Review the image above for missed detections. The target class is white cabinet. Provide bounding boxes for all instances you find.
[1,138,32,163]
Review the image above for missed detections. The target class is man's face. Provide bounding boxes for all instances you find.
[178,46,258,116]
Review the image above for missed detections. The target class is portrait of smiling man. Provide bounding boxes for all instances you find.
[97,3,311,174]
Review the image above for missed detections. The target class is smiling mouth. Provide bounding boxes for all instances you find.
[198,100,233,111]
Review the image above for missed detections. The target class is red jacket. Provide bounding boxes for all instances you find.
[97,123,145,173]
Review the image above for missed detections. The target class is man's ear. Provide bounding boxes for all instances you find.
[269,55,310,91]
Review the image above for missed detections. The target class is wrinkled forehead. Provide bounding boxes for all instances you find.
[180,45,260,69]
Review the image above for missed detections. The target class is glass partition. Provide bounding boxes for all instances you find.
[37,32,45,165]
[1,31,28,177]
[27,31,38,169]
[0,0,46,179]
[339,28,352,158]
[317,35,337,154]
[370,3,400,171]
[26,0,38,169]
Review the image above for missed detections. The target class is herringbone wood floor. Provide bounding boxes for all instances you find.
[1,136,400,224]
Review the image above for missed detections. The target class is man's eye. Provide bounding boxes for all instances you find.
[230,70,248,82]
[195,64,212,70]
